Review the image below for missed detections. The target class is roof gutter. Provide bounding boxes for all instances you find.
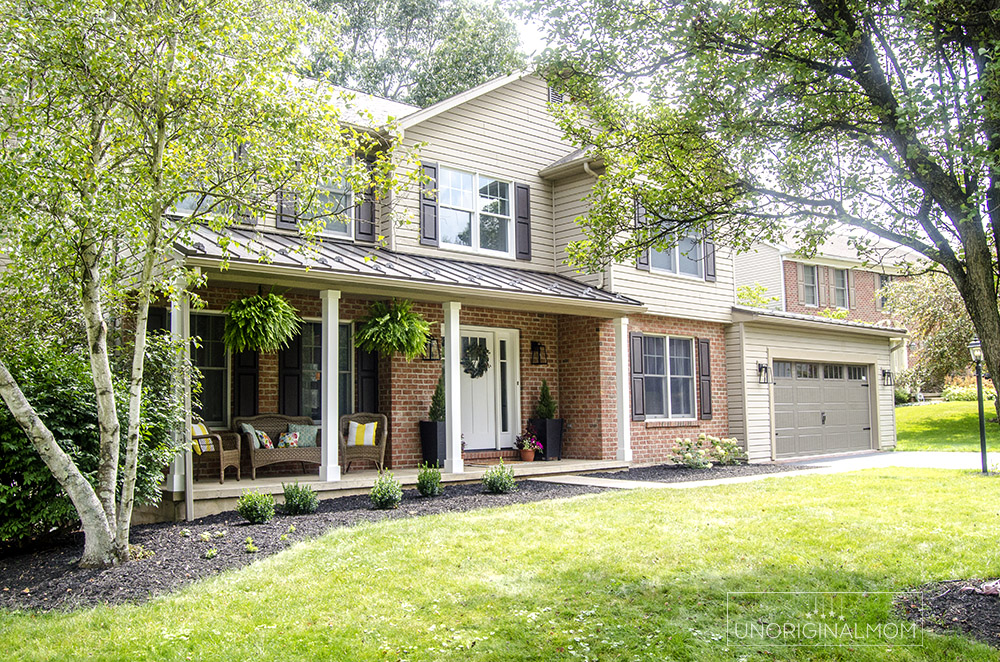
[731,307,906,339]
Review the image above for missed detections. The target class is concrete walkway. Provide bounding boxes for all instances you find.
[529,450,991,491]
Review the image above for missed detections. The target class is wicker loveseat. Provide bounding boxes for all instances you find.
[231,414,322,479]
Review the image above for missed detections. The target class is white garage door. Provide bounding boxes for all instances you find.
[773,361,872,458]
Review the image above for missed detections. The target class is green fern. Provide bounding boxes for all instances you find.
[222,293,301,353]
[355,299,431,361]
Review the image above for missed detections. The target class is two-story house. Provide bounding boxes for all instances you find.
[156,73,905,518]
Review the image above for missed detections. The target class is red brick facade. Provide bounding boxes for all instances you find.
[627,314,729,465]
[782,260,894,324]
[187,288,732,480]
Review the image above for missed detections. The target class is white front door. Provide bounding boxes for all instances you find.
[459,327,520,450]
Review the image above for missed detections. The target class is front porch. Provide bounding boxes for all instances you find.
[146,458,628,521]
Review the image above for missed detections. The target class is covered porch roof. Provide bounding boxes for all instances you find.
[176,227,644,317]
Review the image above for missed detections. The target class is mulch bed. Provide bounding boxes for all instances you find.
[897,579,1000,648]
[586,462,815,483]
[0,481,603,612]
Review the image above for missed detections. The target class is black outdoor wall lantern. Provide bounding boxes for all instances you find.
[423,336,443,361]
[757,362,772,384]
[881,369,894,386]
[530,341,548,365]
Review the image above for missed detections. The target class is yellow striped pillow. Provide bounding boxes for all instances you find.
[347,420,378,446]
[191,422,215,454]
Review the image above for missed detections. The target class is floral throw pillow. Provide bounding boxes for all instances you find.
[278,431,300,448]
[255,430,274,450]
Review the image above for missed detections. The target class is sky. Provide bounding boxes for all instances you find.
[515,17,550,58]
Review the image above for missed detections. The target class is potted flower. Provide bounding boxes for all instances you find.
[515,428,542,462]
[419,369,447,467]
[527,380,563,461]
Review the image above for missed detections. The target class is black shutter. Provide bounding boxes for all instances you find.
[629,331,646,421]
[235,350,259,418]
[419,162,439,246]
[356,347,379,413]
[146,306,169,333]
[703,222,716,282]
[697,338,713,420]
[635,200,649,270]
[278,333,302,416]
[355,159,377,242]
[514,182,532,261]
[276,189,298,230]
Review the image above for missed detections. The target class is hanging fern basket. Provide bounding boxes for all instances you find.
[222,293,302,353]
[461,342,491,378]
[355,299,431,361]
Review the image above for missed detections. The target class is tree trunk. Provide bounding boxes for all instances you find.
[0,360,118,568]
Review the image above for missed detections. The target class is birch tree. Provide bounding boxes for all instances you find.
[0,0,406,567]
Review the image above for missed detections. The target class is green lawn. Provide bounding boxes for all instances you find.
[2,469,999,660]
[896,400,1000,452]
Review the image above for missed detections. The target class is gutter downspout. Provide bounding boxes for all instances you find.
[581,161,607,290]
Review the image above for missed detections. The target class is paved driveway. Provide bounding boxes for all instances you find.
[784,450,989,472]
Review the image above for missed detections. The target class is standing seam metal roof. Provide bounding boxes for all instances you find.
[177,226,642,308]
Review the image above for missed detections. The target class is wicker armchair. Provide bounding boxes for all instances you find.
[193,427,240,484]
[232,414,322,479]
[338,413,388,473]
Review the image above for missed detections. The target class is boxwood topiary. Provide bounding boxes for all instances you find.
[281,481,319,515]
[416,463,442,497]
[236,490,275,524]
[481,459,516,494]
[370,471,403,509]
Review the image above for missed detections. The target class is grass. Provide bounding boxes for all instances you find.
[2,468,1000,660]
[896,400,1000,452]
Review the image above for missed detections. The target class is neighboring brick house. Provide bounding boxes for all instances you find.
[157,73,904,513]
[734,236,915,372]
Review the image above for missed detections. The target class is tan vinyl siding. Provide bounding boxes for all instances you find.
[610,246,736,323]
[733,244,783,309]
[391,75,572,272]
[725,323,748,449]
[729,321,897,462]
[553,171,603,287]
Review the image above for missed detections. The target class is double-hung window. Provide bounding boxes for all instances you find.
[280,322,353,422]
[305,175,352,238]
[878,274,894,310]
[439,167,513,256]
[642,336,695,419]
[802,265,819,306]
[650,232,703,278]
[832,269,849,308]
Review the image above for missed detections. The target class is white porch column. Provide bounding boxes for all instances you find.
[443,301,463,473]
[614,316,632,462]
[320,290,342,481]
[166,294,195,520]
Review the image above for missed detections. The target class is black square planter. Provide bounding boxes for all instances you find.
[419,421,447,467]
[528,418,563,461]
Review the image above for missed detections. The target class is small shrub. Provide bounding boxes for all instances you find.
[179,529,191,538]
[416,463,443,497]
[370,471,403,509]
[245,536,258,553]
[943,385,996,401]
[129,544,154,560]
[533,380,557,419]
[894,388,912,405]
[236,490,275,524]
[482,459,516,494]
[282,482,319,515]
[669,434,747,469]
[213,530,226,538]
[198,532,212,542]
[287,524,296,534]
[279,533,289,542]
[204,548,218,559]
[428,369,446,421]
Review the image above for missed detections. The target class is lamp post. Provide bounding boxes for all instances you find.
[968,339,988,474]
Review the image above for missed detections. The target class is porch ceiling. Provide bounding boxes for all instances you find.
[177,227,645,317]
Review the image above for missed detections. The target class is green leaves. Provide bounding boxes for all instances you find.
[354,299,431,361]
[222,293,302,353]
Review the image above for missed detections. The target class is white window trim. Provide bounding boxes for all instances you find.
[802,264,819,307]
[438,166,515,258]
[190,311,230,429]
[648,234,705,280]
[642,333,698,421]
[832,268,849,309]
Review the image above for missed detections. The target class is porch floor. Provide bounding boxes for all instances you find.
[165,458,628,521]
